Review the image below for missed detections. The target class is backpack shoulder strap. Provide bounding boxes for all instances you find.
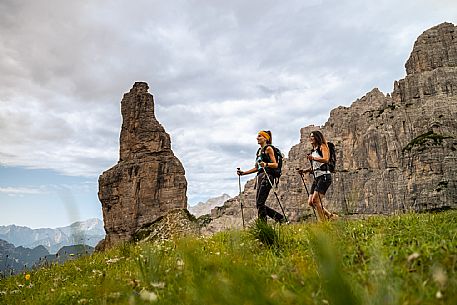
[316,145,323,157]
[256,147,262,158]
[262,144,273,152]
[261,144,275,156]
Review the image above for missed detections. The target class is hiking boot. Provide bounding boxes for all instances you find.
[278,217,289,224]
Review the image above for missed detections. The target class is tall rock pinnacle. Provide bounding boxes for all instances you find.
[119,82,171,161]
[98,82,187,249]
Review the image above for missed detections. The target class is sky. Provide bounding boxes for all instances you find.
[0,0,456,229]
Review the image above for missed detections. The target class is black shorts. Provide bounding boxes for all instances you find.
[310,174,332,195]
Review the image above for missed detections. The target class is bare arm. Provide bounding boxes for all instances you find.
[296,166,312,174]
[307,144,330,163]
[238,166,257,176]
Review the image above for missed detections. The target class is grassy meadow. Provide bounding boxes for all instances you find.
[0,210,456,305]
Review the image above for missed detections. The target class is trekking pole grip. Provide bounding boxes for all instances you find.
[237,167,245,228]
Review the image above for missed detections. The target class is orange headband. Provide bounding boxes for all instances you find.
[258,131,270,141]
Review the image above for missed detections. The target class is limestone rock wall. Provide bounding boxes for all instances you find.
[98,82,187,249]
[205,22,457,232]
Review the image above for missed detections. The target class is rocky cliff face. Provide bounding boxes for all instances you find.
[98,82,187,249]
[205,22,457,232]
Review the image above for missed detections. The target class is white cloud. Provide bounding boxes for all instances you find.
[1,0,456,205]
[0,181,95,197]
[0,186,47,196]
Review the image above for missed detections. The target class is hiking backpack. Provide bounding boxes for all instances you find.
[257,144,284,178]
[316,142,336,173]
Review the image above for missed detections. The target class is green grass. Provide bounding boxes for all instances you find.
[1,210,456,305]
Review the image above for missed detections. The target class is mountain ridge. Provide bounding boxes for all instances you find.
[0,238,94,277]
[188,194,231,217]
[0,218,105,254]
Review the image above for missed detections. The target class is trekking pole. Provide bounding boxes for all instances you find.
[260,164,288,222]
[296,168,317,220]
[237,168,246,229]
[309,158,329,221]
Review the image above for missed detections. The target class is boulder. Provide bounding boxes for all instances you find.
[133,209,200,243]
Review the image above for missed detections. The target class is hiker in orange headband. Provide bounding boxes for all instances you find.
[237,130,285,223]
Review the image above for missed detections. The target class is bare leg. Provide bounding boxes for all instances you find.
[308,194,319,219]
[311,192,327,221]
[309,193,338,221]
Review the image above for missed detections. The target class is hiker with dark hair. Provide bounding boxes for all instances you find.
[237,130,285,223]
[297,130,338,221]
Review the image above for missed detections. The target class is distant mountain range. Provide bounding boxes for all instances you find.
[40,244,95,265]
[0,239,94,277]
[0,218,105,254]
[0,239,48,277]
[188,194,231,217]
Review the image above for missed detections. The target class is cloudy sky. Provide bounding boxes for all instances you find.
[0,0,455,228]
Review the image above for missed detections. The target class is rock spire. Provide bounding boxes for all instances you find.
[98,82,187,249]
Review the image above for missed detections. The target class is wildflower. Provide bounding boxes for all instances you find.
[25,274,31,281]
[176,259,184,270]
[139,289,158,302]
[129,279,141,288]
[436,290,443,299]
[432,266,447,289]
[108,292,121,299]
[106,257,121,264]
[407,252,420,263]
[151,282,165,289]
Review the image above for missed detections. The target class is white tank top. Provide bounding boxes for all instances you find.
[311,149,330,177]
